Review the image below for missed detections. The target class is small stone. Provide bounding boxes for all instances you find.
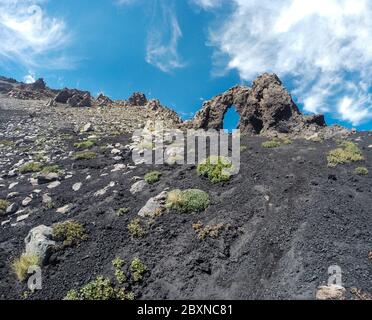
[42,193,52,204]
[17,214,30,222]
[130,180,147,194]
[22,196,32,207]
[37,172,59,184]
[81,123,94,133]
[111,148,121,155]
[111,164,125,172]
[56,204,72,214]
[47,181,61,189]
[25,225,56,265]
[9,182,18,190]
[72,182,82,191]
[6,203,19,214]
[6,192,19,199]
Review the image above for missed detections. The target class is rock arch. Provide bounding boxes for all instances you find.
[184,73,326,135]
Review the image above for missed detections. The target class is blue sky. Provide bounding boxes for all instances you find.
[0,0,371,130]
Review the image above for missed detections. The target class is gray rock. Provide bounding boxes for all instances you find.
[36,172,59,184]
[72,182,82,191]
[6,203,19,214]
[130,180,147,195]
[22,196,32,207]
[138,191,168,218]
[47,181,61,189]
[24,225,56,265]
[81,123,94,133]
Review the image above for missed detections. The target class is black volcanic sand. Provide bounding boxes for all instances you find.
[0,109,371,300]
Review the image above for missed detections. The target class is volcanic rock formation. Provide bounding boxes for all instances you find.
[184,73,327,136]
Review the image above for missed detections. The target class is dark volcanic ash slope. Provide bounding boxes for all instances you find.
[0,75,371,300]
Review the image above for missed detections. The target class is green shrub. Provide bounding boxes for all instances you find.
[130,258,147,282]
[144,171,162,184]
[127,218,146,237]
[112,258,126,284]
[41,165,60,174]
[74,140,96,150]
[64,276,134,300]
[262,139,281,148]
[166,189,210,213]
[53,220,87,247]
[19,162,42,174]
[197,156,233,183]
[73,151,97,160]
[12,253,40,281]
[327,141,364,167]
[355,167,368,176]
[0,199,10,216]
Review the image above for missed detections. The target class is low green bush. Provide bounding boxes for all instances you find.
[0,199,10,215]
[166,189,210,213]
[355,166,368,175]
[53,220,87,247]
[327,141,364,167]
[144,171,162,184]
[197,156,233,183]
[73,151,97,160]
[19,162,42,174]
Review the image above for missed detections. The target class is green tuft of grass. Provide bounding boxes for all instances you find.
[130,258,147,282]
[166,189,210,214]
[197,156,233,183]
[12,253,40,282]
[0,199,10,216]
[327,141,364,167]
[41,165,60,174]
[127,218,146,238]
[53,220,87,247]
[73,151,97,160]
[19,162,42,174]
[64,276,134,300]
[355,166,368,176]
[262,139,281,148]
[144,171,162,184]
[74,140,96,150]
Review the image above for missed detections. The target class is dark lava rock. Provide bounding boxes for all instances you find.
[128,92,147,106]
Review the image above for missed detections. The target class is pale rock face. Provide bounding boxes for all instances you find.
[24,225,56,265]
[137,191,168,218]
[130,180,147,195]
[316,285,346,300]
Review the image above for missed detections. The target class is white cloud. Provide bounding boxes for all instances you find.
[198,0,372,125]
[0,0,69,68]
[191,0,222,9]
[145,0,185,73]
[23,73,35,83]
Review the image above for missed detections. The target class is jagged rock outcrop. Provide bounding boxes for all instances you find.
[128,92,147,106]
[96,93,113,106]
[54,88,92,107]
[184,73,328,136]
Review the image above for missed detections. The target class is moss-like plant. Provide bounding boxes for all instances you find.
[355,166,369,176]
[64,276,134,300]
[192,221,229,240]
[144,171,162,184]
[166,189,210,213]
[53,220,87,247]
[41,165,60,174]
[73,151,97,160]
[197,156,233,183]
[327,141,364,167]
[116,207,129,217]
[127,218,146,237]
[130,258,148,282]
[112,258,126,284]
[0,199,10,216]
[12,253,40,281]
[19,162,42,174]
[262,139,281,148]
[74,140,96,150]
